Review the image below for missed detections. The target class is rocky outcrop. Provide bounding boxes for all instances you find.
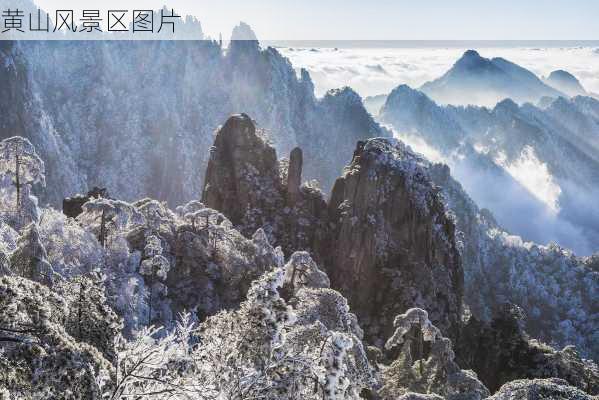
[202,114,283,230]
[198,114,599,397]
[488,378,596,400]
[381,84,599,361]
[2,28,386,207]
[0,42,28,140]
[380,308,489,400]
[63,187,109,219]
[121,199,285,322]
[286,147,303,205]
[430,161,599,362]
[282,251,330,297]
[326,139,463,345]
[202,117,463,345]
[202,114,330,258]
[455,304,599,395]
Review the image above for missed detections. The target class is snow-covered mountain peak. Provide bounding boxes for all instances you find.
[452,49,496,72]
[420,50,564,107]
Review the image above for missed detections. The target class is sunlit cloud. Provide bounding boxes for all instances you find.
[279,46,599,98]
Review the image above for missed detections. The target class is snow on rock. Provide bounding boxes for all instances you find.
[326,138,463,346]
[380,308,490,400]
[430,163,599,362]
[488,378,595,400]
[202,114,330,257]
[0,118,598,398]
[282,250,330,295]
[203,123,464,347]
[0,33,387,207]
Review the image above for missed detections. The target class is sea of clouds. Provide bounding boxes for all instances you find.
[278,45,599,98]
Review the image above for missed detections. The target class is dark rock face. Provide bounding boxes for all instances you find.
[202,114,282,231]
[286,147,303,205]
[63,187,109,219]
[202,114,329,258]
[0,42,28,140]
[203,118,464,346]
[326,139,463,345]
[200,115,599,397]
[456,304,599,395]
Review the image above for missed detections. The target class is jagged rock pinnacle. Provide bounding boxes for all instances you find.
[286,147,303,205]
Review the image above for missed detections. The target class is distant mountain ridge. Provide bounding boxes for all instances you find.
[380,83,599,255]
[420,50,565,106]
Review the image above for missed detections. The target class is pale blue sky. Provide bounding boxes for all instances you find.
[33,0,599,40]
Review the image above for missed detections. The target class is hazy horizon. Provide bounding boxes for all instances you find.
[277,45,599,98]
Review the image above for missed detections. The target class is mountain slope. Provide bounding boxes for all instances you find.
[202,115,464,347]
[380,85,599,255]
[546,70,587,97]
[0,32,387,207]
[420,50,564,106]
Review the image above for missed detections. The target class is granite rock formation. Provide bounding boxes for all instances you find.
[326,139,463,345]
[456,304,599,395]
[202,114,330,259]
[203,115,463,346]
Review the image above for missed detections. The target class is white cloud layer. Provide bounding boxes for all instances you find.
[279,46,599,98]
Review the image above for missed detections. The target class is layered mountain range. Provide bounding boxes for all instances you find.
[420,50,565,107]
[379,84,599,254]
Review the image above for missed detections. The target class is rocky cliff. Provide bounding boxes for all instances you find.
[202,115,463,347]
[326,139,463,345]
[202,114,330,259]
[201,113,598,366]
[2,121,598,399]
[430,162,599,362]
